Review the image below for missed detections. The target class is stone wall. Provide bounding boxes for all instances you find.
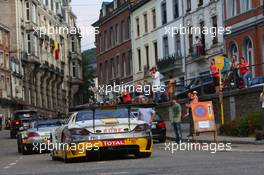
[156,87,263,124]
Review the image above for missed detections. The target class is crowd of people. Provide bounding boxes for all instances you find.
[210,55,253,90]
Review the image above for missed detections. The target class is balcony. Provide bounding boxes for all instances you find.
[157,53,183,74]
[189,44,206,61]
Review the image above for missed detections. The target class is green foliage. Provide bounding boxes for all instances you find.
[219,113,262,137]
[80,48,97,103]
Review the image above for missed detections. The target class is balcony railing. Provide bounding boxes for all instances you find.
[190,44,206,59]
[157,53,183,73]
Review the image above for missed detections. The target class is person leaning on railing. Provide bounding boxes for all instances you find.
[237,57,252,88]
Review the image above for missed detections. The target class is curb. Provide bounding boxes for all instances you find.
[166,136,264,145]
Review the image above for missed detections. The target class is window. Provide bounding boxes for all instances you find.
[145,45,149,69]
[45,0,49,6]
[243,38,254,73]
[161,2,167,25]
[212,16,218,44]
[152,9,156,29]
[0,31,2,44]
[136,18,140,37]
[174,34,181,56]
[115,24,119,44]
[188,26,193,54]
[99,63,103,83]
[153,41,158,64]
[33,35,38,56]
[198,0,203,7]
[227,0,237,18]
[122,54,126,77]
[110,58,114,79]
[104,30,107,50]
[163,35,169,57]
[26,2,30,21]
[173,0,179,19]
[121,20,125,41]
[137,49,142,72]
[27,34,31,54]
[127,17,131,39]
[51,0,54,11]
[128,50,132,75]
[116,56,120,77]
[109,27,114,48]
[186,0,191,12]
[240,0,251,13]
[71,37,75,52]
[144,13,148,33]
[105,61,108,82]
[229,43,238,60]
[72,61,77,77]
[0,52,3,67]
[98,33,101,52]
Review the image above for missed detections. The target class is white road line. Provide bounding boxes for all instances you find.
[2,156,23,170]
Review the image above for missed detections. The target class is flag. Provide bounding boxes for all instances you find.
[54,40,60,61]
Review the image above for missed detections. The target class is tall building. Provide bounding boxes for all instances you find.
[0,23,12,125]
[0,0,82,116]
[92,0,133,102]
[155,0,185,85]
[224,0,264,76]
[131,0,158,83]
[183,0,225,81]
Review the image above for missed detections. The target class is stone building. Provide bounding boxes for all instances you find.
[224,0,264,76]
[0,0,83,116]
[0,23,12,126]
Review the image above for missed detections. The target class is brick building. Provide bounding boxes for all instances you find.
[224,0,264,76]
[92,0,133,101]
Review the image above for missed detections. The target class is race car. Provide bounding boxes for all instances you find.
[50,106,153,162]
[17,118,63,155]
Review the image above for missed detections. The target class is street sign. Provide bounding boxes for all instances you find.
[191,101,217,142]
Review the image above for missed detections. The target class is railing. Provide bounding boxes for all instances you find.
[157,53,183,71]
[190,44,206,59]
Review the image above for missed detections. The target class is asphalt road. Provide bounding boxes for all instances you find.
[0,130,263,175]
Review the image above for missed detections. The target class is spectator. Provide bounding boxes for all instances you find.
[122,91,132,104]
[0,114,3,131]
[185,92,194,137]
[237,57,252,88]
[138,108,155,126]
[230,55,240,89]
[195,36,203,56]
[150,66,161,103]
[221,54,231,80]
[210,58,220,90]
[170,96,182,144]
[167,76,174,100]
[260,87,264,130]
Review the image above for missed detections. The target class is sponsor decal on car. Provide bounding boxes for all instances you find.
[102,139,125,146]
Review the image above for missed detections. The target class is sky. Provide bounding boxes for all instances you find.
[71,0,112,51]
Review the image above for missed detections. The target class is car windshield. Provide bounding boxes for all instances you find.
[34,119,63,128]
[14,112,37,120]
[76,109,129,122]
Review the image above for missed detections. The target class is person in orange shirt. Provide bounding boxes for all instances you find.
[167,76,174,100]
[210,58,220,89]
[237,57,252,88]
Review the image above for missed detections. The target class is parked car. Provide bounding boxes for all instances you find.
[249,77,264,88]
[177,75,215,99]
[10,110,37,138]
[17,118,64,155]
[132,111,166,143]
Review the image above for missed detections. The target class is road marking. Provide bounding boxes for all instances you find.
[2,156,23,170]
[97,172,129,175]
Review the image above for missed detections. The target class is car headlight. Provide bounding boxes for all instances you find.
[69,128,90,136]
[133,124,149,132]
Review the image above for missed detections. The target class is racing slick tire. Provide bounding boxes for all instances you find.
[135,152,152,158]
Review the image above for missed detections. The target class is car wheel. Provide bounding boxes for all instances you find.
[21,144,28,155]
[63,149,70,163]
[135,152,152,158]
[159,137,166,143]
[51,150,58,161]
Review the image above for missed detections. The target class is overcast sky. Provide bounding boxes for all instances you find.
[71,0,112,51]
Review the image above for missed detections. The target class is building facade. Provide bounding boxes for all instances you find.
[155,0,185,84]
[0,0,82,116]
[0,23,12,125]
[224,0,264,76]
[93,0,133,101]
[131,0,158,83]
[183,0,225,81]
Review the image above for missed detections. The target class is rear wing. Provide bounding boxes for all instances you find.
[69,103,157,132]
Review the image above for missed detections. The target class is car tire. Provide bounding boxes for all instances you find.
[51,150,58,161]
[21,144,28,155]
[63,149,70,163]
[135,152,152,158]
[159,137,166,143]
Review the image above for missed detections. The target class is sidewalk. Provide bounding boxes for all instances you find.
[166,122,264,144]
